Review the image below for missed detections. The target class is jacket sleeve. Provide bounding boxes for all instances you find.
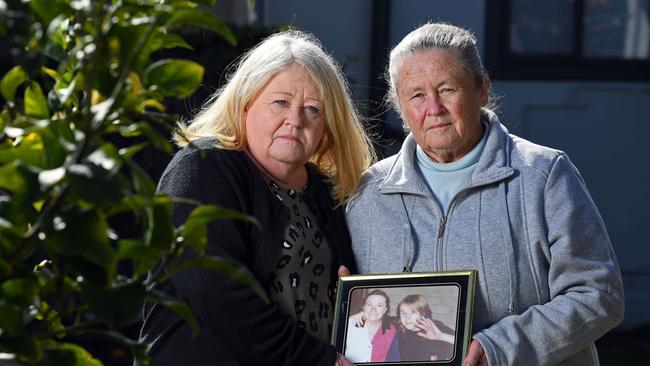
[474,153,624,365]
[345,171,379,274]
[158,150,337,366]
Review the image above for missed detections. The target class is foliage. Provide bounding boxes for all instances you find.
[0,0,264,365]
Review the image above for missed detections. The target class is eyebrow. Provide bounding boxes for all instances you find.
[269,91,293,97]
[406,79,465,96]
[399,85,423,96]
[269,91,322,103]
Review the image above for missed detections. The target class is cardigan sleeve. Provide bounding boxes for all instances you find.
[474,153,624,365]
[155,147,337,366]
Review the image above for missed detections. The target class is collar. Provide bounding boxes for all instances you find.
[378,108,514,195]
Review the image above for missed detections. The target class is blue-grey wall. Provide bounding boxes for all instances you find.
[262,0,374,102]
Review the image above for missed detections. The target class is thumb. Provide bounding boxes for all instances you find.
[338,265,351,277]
[464,340,484,366]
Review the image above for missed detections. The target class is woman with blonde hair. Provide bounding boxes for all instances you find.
[391,294,454,362]
[139,30,374,366]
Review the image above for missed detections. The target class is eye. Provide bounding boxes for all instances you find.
[439,87,455,94]
[305,105,320,115]
[409,92,424,100]
[273,99,289,107]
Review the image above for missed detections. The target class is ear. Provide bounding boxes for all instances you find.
[479,74,491,107]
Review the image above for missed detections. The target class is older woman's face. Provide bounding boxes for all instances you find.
[245,63,325,172]
[363,294,388,322]
[396,49,489,163]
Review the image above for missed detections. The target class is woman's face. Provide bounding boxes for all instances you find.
[396,49,489,163]
[399,304,422,331]
[363,294,388,322]
[245,63,326,172]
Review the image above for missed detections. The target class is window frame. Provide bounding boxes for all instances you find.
[485,0,650,81]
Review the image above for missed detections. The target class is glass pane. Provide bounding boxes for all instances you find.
[510,0,575,54]
[584,0,650,59]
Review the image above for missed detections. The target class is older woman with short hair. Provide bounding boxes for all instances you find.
[139,30,374,366]
[346,22,624,366]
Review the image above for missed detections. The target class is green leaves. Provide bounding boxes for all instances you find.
[0,303,23,335]
[0,66,29,102]
[168,9,236,45]
[182,205,258,253]
[82,282,146,329]
[170,256,269,303]
[29,0,71,27]
[1,278,39,306]
[66,162,124,207]
[41,342,103,366]
[0,161,33,192]
[189,0,218,6]
[0,1,252,364]
[144,59,204,98]
[0,161,40,224]
[145,199,174,249]
[146,290,199,335]
[46,209,117,284]
[25,82,51,119]
[117,240,160,278]
[0,129,69,169]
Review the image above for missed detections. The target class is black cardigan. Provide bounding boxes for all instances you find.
[138,138,356,366]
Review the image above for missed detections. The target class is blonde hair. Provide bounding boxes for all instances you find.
[397,294,433,319]
[175,30,375,203]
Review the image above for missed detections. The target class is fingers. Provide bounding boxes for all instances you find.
[338,265,350,277]
[418,317,436,330]
[354,315,362,327]
[414,318,430,332]
[414,317,436,340]
[350,311,364,327]
[464,340,487,366]
[335,353,354,366]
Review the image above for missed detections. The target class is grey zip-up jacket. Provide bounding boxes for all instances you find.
[346,109,624,365]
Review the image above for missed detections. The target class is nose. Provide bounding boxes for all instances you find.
[425,94,445,116]
[285,106,305,128]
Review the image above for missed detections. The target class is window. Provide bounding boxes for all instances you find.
[485,0,650,81]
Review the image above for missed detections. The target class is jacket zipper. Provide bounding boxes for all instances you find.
[434,214,446,270]
[438,215,447,238]
[430,171,515,270]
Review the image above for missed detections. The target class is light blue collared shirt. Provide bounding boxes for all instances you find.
[415,124,488,213]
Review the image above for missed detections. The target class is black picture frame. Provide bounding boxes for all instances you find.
[332,271,477,366]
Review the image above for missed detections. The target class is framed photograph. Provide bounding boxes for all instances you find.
[332,270,477,366]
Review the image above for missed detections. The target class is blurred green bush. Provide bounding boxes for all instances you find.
[0,1,265,364]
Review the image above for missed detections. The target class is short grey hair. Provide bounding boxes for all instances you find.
[386,22,486,111]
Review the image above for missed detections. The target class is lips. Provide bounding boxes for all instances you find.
[428,121,452,129]
[276,134,302,143]
[404,322,417,330]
